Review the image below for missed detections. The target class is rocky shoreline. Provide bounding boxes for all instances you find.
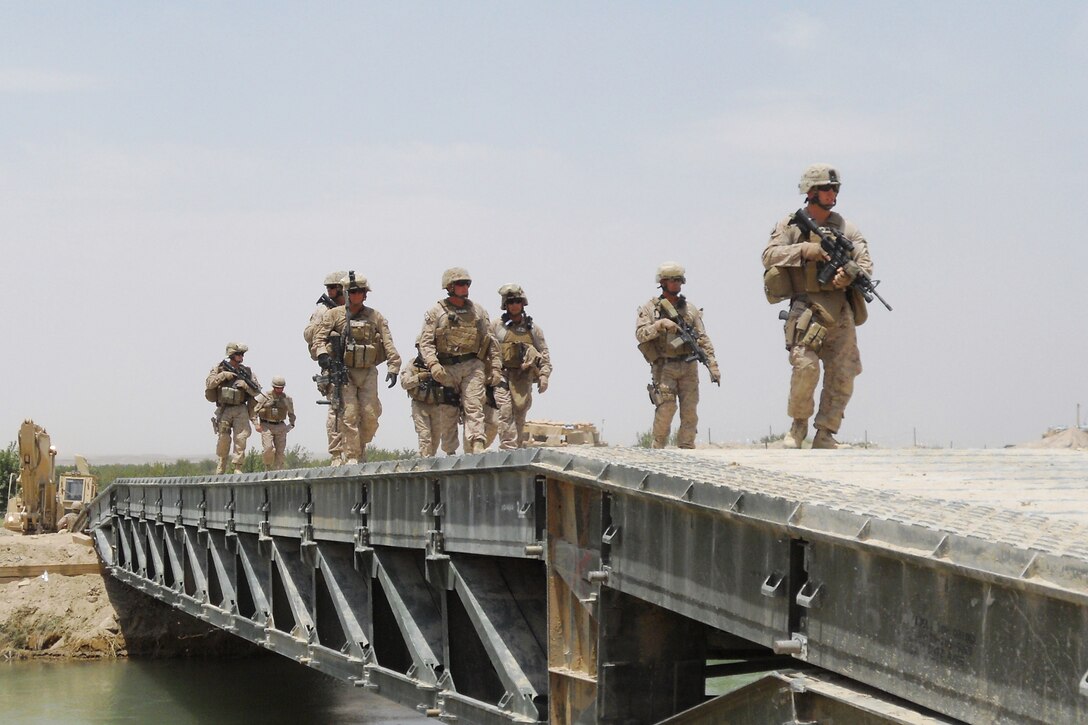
[0,529,255,660]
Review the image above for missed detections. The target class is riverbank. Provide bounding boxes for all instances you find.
[0,529,251,660]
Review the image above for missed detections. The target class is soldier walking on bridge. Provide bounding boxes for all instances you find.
[762,164,873,449]
[636,263,721,449]
[485,284,552,449]
[304,271,346,465]
[205,342,261,474]
[418,267,500,454]
[401,336,461,457]
[312,272,401,465]
[254,376,297,470]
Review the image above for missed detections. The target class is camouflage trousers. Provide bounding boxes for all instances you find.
[260,421,290,470]
[412,400,460,457]
[343,366,381,462]
[326,402,343,462]
[652,359,700,449]
[485,371,534,449]
[216,405,252,473]
[446,359,486,449]
[483,382,517,450]
[787,314,862,434]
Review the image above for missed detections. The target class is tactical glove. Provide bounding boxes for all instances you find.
[431,365,452,386]
[318,353,331,370]
[385,371,399,388]
[654,318,678,335]
[537,376,549,393]
[800,242,827,261]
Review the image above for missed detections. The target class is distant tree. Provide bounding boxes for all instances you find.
[0,442,18,511]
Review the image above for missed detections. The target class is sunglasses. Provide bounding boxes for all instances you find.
[816,184,840,192]
[453,280,471,287]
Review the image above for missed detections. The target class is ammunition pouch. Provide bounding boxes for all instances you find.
[501,339,525,368]
[763,266,793,304]
[799,321,828,350]
[785,303,832,353]
[261,402,288,423]
[638,340,661,364]
[436,322,481,357]
[205,387,219,403]
[217,385,245,406]
[344,342,382,368]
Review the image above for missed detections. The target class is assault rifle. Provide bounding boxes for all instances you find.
[658,299,719,385]
[221,360,261,395]
[789,208,892,311]
[315,292,338,309]
[418,377,462,407]
[314,335,348,431]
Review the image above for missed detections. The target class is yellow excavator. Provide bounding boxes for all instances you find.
[3,419,97,534]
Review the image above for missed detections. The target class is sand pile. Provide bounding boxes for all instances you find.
[1018,427,1088,450]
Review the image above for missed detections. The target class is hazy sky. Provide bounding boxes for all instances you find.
[2,2,1086,461]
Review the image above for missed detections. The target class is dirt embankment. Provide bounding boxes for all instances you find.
[0,529,256,660]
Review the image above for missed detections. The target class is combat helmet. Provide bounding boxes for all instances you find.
[324,270,348,286]
[225,342,249,356]
[656,262,686,284]
[340,271,370,293]
[271,376,286,388]
[798,164,841,195]
[498,283,528,309]
[442,267,472,289]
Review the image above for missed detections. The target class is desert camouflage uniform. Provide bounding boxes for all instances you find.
[206,362,260,474]
[304,297,344,463]
[401,353,460,457]
[313,305,400,463]
[418,299,499,452]
[636,297,719,449]
[762,210,871,434]
[485,315,552,449]
[254,389,297,470]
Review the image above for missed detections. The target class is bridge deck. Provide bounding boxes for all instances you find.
[691,447,1088,525]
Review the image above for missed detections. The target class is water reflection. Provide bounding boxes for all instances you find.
[0,655,426,724]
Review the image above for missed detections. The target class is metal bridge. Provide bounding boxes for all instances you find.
[86,447,1088,724]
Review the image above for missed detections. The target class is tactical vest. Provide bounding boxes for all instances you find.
[784,256,840,295]
[435,300,485,357]
[343,311,387,368]
[496,323,536,369]
[651,299,695,359]
[215,363,253,406]
[217,386,245,406]
[261,395,288,422]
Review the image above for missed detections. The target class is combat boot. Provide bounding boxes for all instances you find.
[329,456,343,467]
[345,458,359,465]
[784,419,808,449]
[470,439,487,454]
[812,428,839,450]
